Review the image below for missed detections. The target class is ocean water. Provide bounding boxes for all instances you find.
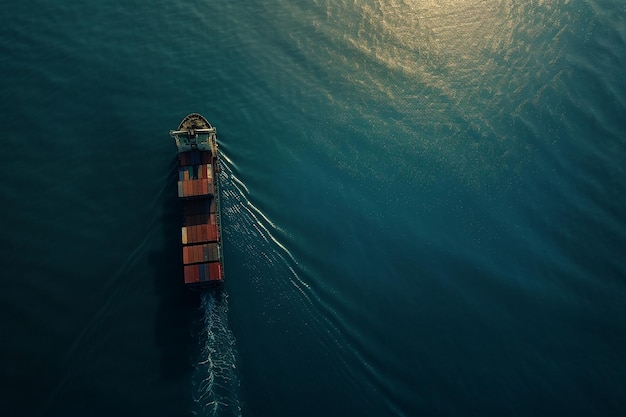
[1,1,625,416]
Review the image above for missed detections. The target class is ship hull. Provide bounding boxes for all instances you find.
[170,114,224,290]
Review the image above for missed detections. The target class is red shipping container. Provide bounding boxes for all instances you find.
[187,246,194,263]
[197,225,203,243]
[188,246,195,263]
[200,223,206,242]
[188,264,195,282]
[209,262,222,281]
[183,265,192,283]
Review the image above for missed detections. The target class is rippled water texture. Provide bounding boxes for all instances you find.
[1,0,625,416]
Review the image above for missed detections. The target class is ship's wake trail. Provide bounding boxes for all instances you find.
[191,291,241,417]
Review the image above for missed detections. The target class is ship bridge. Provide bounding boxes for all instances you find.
[170,113,217,154]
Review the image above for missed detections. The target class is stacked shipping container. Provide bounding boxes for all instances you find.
[179,149,223,286]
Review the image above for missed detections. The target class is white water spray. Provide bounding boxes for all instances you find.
[191,291,240,417]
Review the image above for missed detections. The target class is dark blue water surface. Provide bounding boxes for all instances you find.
[1,1,625,416]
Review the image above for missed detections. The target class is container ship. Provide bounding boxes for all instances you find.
[170,113,223,289]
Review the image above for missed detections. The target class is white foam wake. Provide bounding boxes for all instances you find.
[191,291,241,417]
